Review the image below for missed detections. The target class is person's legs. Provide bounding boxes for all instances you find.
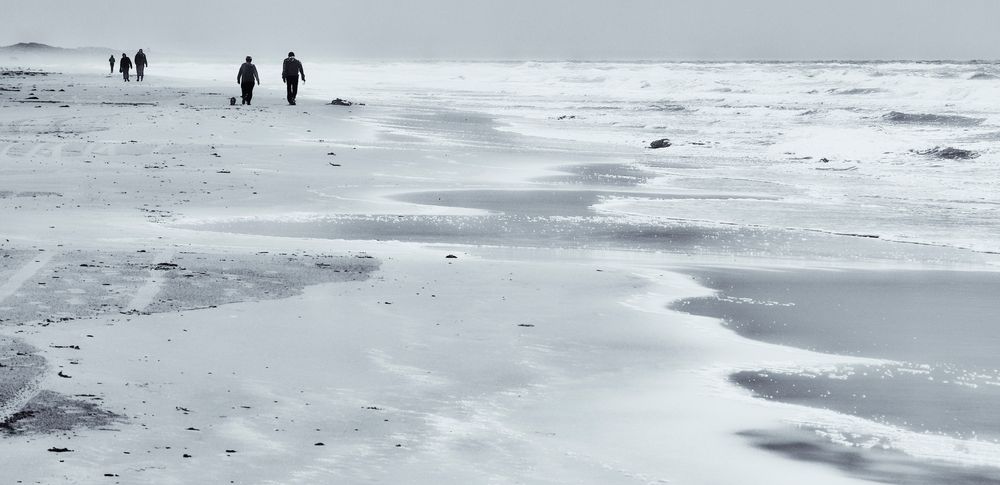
[137,66,143,81]
[110,62,114,74]
[242,82,254,105]
[123,69,129,81]
[286,77,295,104]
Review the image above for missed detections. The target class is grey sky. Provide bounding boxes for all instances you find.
[5,0,1000,60]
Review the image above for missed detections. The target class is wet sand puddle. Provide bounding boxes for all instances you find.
[0,248,379,436]
[676,268,1000,483]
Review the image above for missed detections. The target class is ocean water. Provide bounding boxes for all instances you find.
[159,60,1000,479]
[320,61,1000,252]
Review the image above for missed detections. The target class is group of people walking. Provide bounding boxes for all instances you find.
[105,50,306,105]
[110,50,148,82]
[237,52,306,106]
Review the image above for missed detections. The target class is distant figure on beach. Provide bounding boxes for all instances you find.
[108,55,115,74]
[282,51,305,105]
[119,53,132,82]
[237,56,260,105]
[134,49,148,81]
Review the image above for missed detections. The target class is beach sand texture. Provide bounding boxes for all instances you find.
[2,61,1000,484]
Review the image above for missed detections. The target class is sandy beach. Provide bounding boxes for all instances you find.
[2,60,1000,485]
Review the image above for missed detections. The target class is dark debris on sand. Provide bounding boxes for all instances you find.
[649,138,672,149]
[1,390,124,436]
[330,98,363,106]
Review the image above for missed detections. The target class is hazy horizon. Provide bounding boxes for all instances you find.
[5,0,1000,61]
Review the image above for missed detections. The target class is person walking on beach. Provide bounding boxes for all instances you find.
[237,56,260,105]
[109,55,115,74]
[282,51,305,105]
[119,53,132,82]
[134,49,148,81]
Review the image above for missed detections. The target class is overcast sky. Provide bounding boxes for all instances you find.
[4,0,999,60]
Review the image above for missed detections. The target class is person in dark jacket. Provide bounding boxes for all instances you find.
[281,51,305,105]
[237,56,260,105]
[109,55,115,74]
[119,53,132,82]
[134,49,148,81]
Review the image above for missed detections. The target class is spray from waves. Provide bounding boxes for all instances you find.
[827,88,884,95]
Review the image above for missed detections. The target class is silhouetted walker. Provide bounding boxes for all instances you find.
[119,53,132,82]
[237,56,260,105]
[109,55,115,74]
[135,49,148,81]
[282,52,305,105]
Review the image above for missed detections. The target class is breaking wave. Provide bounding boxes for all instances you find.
[882,111,985,126]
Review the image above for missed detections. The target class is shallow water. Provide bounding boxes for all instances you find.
[676,268,1000,464]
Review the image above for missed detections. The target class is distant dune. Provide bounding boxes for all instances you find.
[1,42,118,59]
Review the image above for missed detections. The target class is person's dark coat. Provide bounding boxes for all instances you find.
[282,57,304,82]
[238,62,260,84]
[120,56,133,72]
[135,51,148,68]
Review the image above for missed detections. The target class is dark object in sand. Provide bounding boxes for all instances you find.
[226,449,237,453]
[445,254,458,259]
[517,324,535,328]
[649,138,672,149]
[329,98,353,106]
[315,442,325,446]
[914,146,980,160]
[57,371,71,378]
[47,447,73,453]
[881,111,984,126]
[557,115,576,120]
[183,453,192,458]
[229,97,236,106]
